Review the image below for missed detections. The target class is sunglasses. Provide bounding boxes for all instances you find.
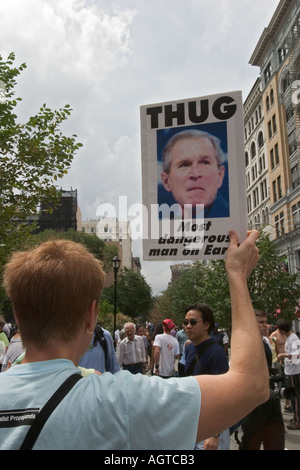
[183,319,202,326]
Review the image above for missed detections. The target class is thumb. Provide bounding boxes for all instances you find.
[228,230,238,247]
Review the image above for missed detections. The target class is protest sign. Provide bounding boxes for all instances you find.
[140,91,247,261]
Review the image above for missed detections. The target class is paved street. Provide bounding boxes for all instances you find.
[230,404,300,450]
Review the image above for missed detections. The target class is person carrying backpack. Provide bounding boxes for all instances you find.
[79,323,120,374]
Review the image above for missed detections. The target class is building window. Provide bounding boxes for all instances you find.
[251,142,256,159]
[264,62,272,85]
[272,114,277,134]
[274,144,279,166]
[275,212,285,237]
[260,179,267,201]
[270,148,275,169]
[268,120,272,139]
[278,46,289,64]
[288,130,297,156]
[272,180,277,202]
[291,165,300,190]
[252,164,257,181]
[283,74,291,93]
[247,195,252,214]
[258,131,264,150]
[263,207,269,225]
[245,152,249,167]
[286,104,294,123]
[277,176,282,199]
[260,153,266,171]
[292,202,300,229]
[246,172,250,188]
[253,188,259,208]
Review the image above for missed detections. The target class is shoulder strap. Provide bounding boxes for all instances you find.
[94,324,108,361]
[20,373,83,450]
[186,339,215,376]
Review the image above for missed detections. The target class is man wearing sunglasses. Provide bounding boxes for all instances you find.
[0,230,269,450]
[184,305,229,450]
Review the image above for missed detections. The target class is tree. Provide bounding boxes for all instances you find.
[102,268,153,321]
[155,262,206,326]
[0,53,82,261]
[248,231,300,325]
[158,231,300,327]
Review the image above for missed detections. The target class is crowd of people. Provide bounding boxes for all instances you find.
[0,231,298,450]
[2,302,299,451]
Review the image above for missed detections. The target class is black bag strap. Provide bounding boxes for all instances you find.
[186,339,215,376]
[20,373,83,450]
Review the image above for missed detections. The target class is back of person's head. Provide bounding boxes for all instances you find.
[276,318,291,333]
[185,303,215,334]
[3,239,105,348]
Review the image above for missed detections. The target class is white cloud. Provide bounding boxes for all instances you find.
[0,0,280,294]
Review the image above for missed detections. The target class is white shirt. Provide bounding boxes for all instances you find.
[154,333,180,377]
[117,335,146,366]
[284,332,300,376]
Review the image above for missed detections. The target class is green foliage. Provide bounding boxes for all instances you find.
[158,231,300,327]
[29,229,105,262]
[97,302,132,335]
[248,232,300,324]
[102,267,153,322]
[0,53,82,262]
[156,262,206,326]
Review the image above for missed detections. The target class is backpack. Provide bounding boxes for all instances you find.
[93,324,108,362]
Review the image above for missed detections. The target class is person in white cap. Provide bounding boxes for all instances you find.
[153,319,180,378]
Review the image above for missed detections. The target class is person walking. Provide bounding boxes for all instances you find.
[184,303,230,450]
[78,324,120,374]
[176,322,188,377]
[277,319,300,430]
[153,319,180,378]
[117,322,147,374]
[239,310,285,450]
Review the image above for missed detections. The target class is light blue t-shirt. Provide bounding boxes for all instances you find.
[0,359,200,450]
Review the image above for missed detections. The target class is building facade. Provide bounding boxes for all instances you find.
[244,77,271,234]
[36,189,81,233]
[247,0,300,273]
[81,217,141,274]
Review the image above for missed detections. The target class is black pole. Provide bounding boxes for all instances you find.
[113,269,117,336]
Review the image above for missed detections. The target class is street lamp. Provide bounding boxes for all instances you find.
[112,255,121,336]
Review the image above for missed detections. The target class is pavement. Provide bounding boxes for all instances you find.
[230,403,300,450]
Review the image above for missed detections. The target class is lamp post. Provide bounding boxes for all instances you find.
[112,255,121,337]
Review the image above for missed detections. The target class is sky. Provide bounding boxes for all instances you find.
[0,0,280,295]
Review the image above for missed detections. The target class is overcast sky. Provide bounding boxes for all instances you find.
[0,0,279,295]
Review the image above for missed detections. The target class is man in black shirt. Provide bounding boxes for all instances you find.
[239,309,285,450]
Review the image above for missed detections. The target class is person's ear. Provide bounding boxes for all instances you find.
[161,172,172,192]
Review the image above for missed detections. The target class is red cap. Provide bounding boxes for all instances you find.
[163,319,175,330]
